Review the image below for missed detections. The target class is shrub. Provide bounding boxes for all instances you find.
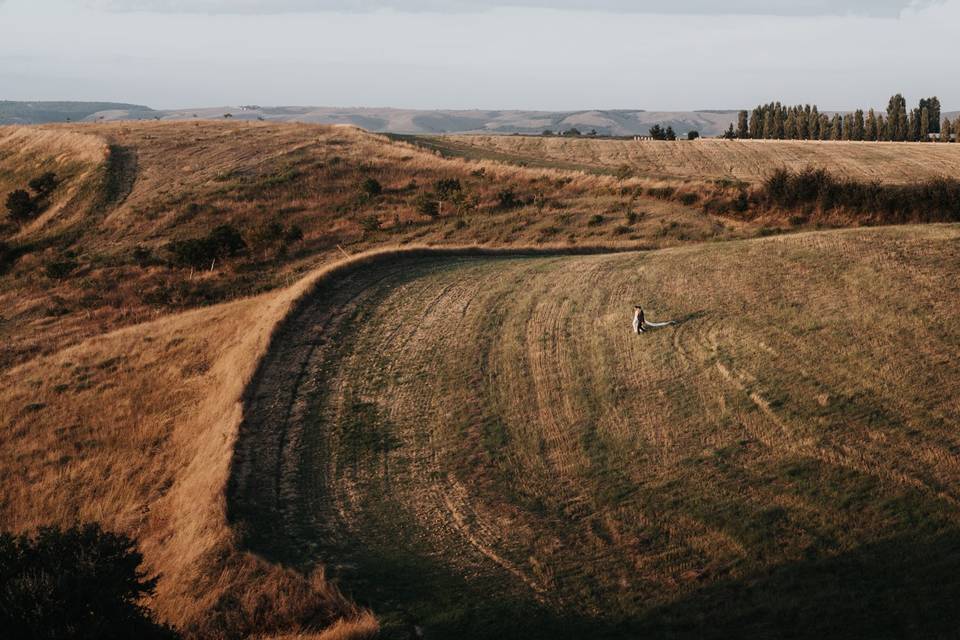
[625,211,643,225]
[760,167,960,222]
[359,214,381,232]
[132,246,154,267]
[28,172,58,196]
[167,224,246,268]
[612,225,631,235]
[688,131,701,140]
[0,524,178,639]
[495,189,520,211]
[414,193,440,218]
[435,178,462,200]
[358,177,382,199]
[0,240,20,273]
[679,193,700,206]
[284,225,304,244]
[206,224,247,256]
[5,190,37,222]
[45,260,78,279]
[647,186,676,200]
[615,165,633,181]
[587,214,605,226]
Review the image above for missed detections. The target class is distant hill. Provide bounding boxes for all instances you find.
[0,101,157,124]
[159,106,742,137]
[3,101,955,138]
[0,101,738,136]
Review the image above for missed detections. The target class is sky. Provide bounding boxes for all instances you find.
[1,0,958,111]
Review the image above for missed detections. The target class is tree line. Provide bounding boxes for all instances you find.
[726,95,957,142]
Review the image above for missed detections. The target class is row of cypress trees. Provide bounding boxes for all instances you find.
[727,96,956,142]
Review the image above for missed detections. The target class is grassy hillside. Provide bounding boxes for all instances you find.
[2,121,959,639]
[232,226,960,639]
[429,135,960,183]
[0,121,753,637]
[0,122,750,370]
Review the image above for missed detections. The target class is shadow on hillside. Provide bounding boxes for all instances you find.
[632,529,960,640]
[327,518,960,640]
[672,309,708,326]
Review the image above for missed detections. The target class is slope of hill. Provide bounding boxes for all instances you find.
[2,120,959,639]
[231,225,960,638]
[428,135,960,183]
[0,121,751,371]
[0,121,750,637]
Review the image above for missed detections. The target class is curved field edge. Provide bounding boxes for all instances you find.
[0,258,375,638]
[1,242,640,639]
[229,226,960,639]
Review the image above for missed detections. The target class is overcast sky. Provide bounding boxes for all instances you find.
[2,0,958,111]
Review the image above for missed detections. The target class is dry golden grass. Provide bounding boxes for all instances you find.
[0,259,379,636]
[0,121,748,370]
[233,224,960,638]
[0,126,109,237]
[438,135,960,183]
[3,121,959,639]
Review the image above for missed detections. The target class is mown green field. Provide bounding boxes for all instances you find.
[230,225,960,639]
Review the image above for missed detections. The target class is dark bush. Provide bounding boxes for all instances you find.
[359,214,381,232]
[284,225,304,244]
[0,241,19,273]
[28,172,58,196]
[132,246,154,267]
[358,177,382,198]
[45,260,78,279]
[5,190,37,222]
[587,214,605,226]
[679,193,700,206]
[414,193,440,218]
[761,167,960,222]
[435,178,462,200]
[0,523,178,640]
[625,211,642,225]
[647,186,676,200]
[167,224,247,268]
[495,189,520,211]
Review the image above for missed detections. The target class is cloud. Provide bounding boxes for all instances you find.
[84,0,942,17]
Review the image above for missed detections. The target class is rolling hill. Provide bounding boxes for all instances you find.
[233,226,960,639]
[2,121,960,639]
[0,100,157,124]
[0,101,740,135]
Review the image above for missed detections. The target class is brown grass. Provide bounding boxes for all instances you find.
[2,120,959,638]
[438,135,960,184]
[231,224,960,637]
[0,121,751,371]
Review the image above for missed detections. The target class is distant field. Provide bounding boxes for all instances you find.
[233,225,960,639]
[432,135,960,183]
